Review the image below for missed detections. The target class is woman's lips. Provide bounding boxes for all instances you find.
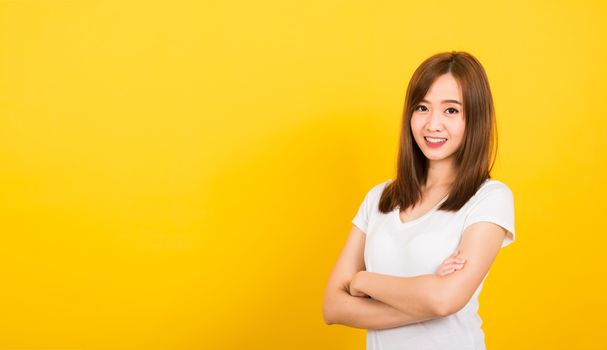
[424,137,447,148]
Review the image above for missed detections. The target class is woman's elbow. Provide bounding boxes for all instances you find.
[434,288,469,317]
[322,292,341,325]
[322,302,335,325]
[435,301,459,317]
[436,294,468,317]
[323,309,336,325]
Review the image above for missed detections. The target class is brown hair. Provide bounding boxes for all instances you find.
[378,50,498,213]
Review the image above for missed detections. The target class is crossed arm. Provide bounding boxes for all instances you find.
[323,221,508,329]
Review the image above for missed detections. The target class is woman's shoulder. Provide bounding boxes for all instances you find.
[361,178,393,201]
[478,178,513,192]
[471,178,515,202]
[380,178,396,193]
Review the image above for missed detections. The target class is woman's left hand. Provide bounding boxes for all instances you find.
[348,271,369,298]
[436,250,467,276]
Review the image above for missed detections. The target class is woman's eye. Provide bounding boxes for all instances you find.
[414,105,427,112]
[446,107,459,114]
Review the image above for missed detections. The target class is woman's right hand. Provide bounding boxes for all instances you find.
[436,250,467,276]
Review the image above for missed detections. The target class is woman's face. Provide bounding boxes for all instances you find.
[410,73,466,164]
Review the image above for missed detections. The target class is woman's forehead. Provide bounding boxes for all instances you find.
[424,74,463,101]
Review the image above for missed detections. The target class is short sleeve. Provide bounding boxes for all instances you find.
[462,184,516,248]
[351,181,388,235]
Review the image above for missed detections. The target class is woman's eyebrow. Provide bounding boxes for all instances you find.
[420,99,462,105]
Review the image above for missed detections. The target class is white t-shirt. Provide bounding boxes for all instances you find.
[352,178,515,350]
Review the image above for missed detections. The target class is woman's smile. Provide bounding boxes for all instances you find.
[424,136,448,148]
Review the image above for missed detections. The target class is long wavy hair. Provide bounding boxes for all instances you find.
[378,51,498,213]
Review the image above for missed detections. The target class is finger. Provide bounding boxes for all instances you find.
[448,256,467,264]
[437,268,458,276]
[440,263,465,272]
[438,267,456,276]
[438,263,461,273]
[438,258,467,274]
[443,256,457,264]
[443,256,467,265]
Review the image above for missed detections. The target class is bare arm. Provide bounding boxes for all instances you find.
[349,271,444,317]
[323,225,443,330]
[324,284,441,330]
[349,221,508,316]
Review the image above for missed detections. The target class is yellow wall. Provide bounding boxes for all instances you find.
[0,0,605,349]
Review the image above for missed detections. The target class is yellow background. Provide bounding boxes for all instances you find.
[0,0,605,349]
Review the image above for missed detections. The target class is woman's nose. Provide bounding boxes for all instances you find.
[426,110,443,132]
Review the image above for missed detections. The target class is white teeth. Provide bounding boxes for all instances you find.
[425,137,447,143]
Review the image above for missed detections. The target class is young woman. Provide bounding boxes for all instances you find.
[322,51,515,350]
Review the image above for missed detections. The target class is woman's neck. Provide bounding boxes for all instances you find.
[425,159,457,189]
